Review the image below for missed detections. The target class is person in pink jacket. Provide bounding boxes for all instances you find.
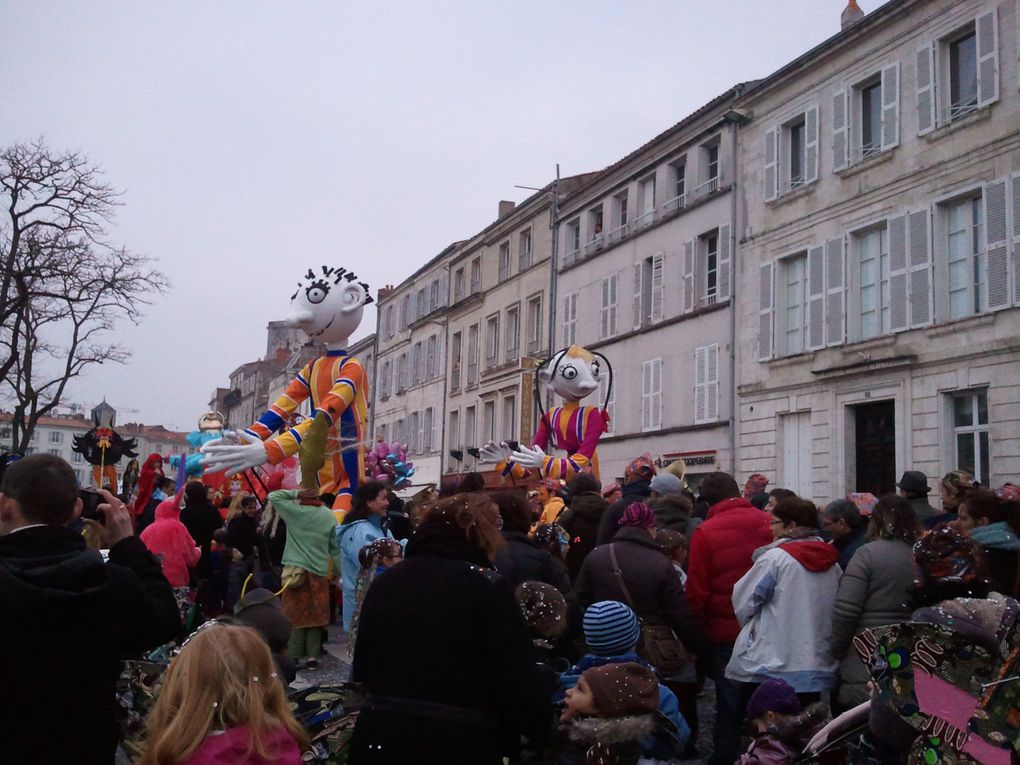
[140,498,201,588]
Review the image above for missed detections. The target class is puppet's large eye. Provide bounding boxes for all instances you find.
[560,364,578,380]
[305,280,330,304]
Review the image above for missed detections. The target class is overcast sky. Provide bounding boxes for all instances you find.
[2,1,881,431]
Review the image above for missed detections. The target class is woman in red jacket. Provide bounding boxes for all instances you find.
[140,498,201,589]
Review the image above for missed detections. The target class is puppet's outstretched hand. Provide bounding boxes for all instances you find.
[200,430,269,474]
[478,441,511,464]
[509,444,547,469]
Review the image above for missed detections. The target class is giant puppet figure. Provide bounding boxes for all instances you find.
[71,421,138,490]
[480,344,612,481]
[201,266,372,519]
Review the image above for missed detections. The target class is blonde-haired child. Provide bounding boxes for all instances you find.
[140,623,308,765]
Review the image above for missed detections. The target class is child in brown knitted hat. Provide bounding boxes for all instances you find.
[561,661,662,765]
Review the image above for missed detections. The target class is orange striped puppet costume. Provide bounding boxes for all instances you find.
[201,265,373,520]
[483,345,611,482]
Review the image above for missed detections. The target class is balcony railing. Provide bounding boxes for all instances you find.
[450,365,461,390]
[662,193,687,214]
[498,263,510,282]
[607,222,630,244]
[469,278,481,295]
[692,176,720,199]
[562,247,580,266]
[947,97,979,122]
[632,209,656,230]
[519,250,532,270]
[467,361,478,386]
[584,235,604,255]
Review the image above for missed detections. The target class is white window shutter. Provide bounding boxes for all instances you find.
[764,128,779,201]
[651,358,662,430]
[694,346,707,424]
[641,361,652,431]
[633,262,644,330]
[600,279,610,340]
[804,106,819,184]
[888,215,909,331]
[651,253,664,322]
[758,262,775,361]
[609,275,617,335]
[706,344,719,423]
[916,43,937,135]
[907,208,933,327]
[984,180,1010,310]
[682,240,696,312]
[718,225,732,300]
[598,374,615,436]
[824,237,846,346]
[832,88,849,171]
[1012,173,1020,307]
[807,245,825,350]
[976,10,999,108]
[881,62,900,150]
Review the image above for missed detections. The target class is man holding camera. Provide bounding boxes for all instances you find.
[0,454,180,765]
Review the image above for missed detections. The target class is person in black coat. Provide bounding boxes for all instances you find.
[349,493,552,765]
[179,480,224,577]
[577,501,706,658]
[595,456,657,545]
[558,473,608,583]
[492,491,571,594]
[0,454,180,765]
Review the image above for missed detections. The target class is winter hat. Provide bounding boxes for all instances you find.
[996,483,1020,502]
[583,601,641,655]
[515,581,567,639]
[581,662,659,718]
[601,482,621,499]
[913,526,990,587]
[743,473,769,498]
[624,453,656,483]
[897,471,931,494]
[745,678,801,720]
[649,473,683,496]
[619,501,655,529]
[846,492,878,516]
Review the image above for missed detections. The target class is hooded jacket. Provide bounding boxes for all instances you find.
[737,702,829,765]
[685,497,773,643]
[140,499,202,587]
[0,526,180,765]
[336,512,391,631]
[493,530,571,594]
[726,535,841,691]
[558,490,608,582]
[179,724,302,765]
[595,479,653,545]
[649,494,701,540]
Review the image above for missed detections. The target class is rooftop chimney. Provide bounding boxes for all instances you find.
[498,200,516,218]
[841,0,864,30]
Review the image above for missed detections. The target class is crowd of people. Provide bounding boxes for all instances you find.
[2,449,1020,765]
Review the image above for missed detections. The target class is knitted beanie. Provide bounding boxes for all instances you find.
[582,662,659,718]
[649,473,683,496]
[745,678,801,720]
[583,601,640,655]
[619,501,655,529]
[516,581,568,640]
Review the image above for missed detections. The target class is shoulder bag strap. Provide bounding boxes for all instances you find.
[608,543,638,613]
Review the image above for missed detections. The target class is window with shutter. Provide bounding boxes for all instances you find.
[804,106,819,184]
[832,89,849,170]
[506,305,520,362]
[600,277,617,340]
[881,62,900,150]
[694,346,708,423]
[562,294,577,347]
[807,245,825,350]
[598,373,615,436]
[651,358,662,430]
[764,129,779,201]
[651,253,664,322]
[409,412,420,454]
[1012,173,1020,307]
[632,263,643,330]
[682,240,696,313]
[916,43,937,135]
[706,344,719,422]
[825,237,846,346]
[718,226,732,301]
[641,361,652,432]
[907,209,933,328]
[888,215,909,331]
[984,180,1010,310]
[976,10,999,108]
[424,407,434,452]
[426,335,438,379]
[758,262,775,361]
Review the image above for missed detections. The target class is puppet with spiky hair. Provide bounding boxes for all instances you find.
[71,422,139,490]
[201,265,373,520]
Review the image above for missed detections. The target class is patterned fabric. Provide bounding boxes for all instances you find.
[501,402,607,481]
[246,351,368,514]
[281,570,332,629]
[289,684,363,765]
[996,484,1020,503]
[743,474,769,499]
[847,492,879,516]
[116,660,167,760]
[625,453,656,483]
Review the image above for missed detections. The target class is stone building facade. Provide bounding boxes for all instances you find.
[733,0,1020,501]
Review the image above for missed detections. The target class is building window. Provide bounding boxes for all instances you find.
[454,268,465,302]
[853,225,890,340]
[482,400,496,443]
[469,257,481,295]
[49,431,63,443]
[611,191,628,239]
[467,323,479,387]
[598,372,615,436]
[447,409,460,470]
[408,411,420,454]
[464,406,476,450]
[948,28,978,120]
[502,396,517,441]
[633,254,664,327]
[563,292,577,347]
[411,341,423,385]
[706,143,719,182]
[779,253,808,356]
[72,451,83,464]
[789,118,806,187]
[588,206,604,248]
[426,334,439,379]
[636,175,656,228]
[505,305,520,363]
[702,231,719,304]
[641,358,663,432]
[527,294,543,353]
[485,314,500,369]
[765,108,818,200]
[47,448,60,456]
[380,360,391,398]
[384,305,395,339]
[396,353,407,394]
[951,391,989,484]
[450,331,462,390]
[519,229,533,270]
[694,344,720,424]
[666,159,686,212]
[944,194,984,320]
[429,278,440,313]
[423,407,434,452]
[498,241,511,282]
[600,276,618,339]
[566,218,581,257]
[859,77,882,160]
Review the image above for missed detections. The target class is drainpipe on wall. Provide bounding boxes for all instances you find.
[438,264,451,484]
[546,164,561,414]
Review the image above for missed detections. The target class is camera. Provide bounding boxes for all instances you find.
[78,489,105,522]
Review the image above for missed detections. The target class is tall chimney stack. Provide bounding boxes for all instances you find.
[841,0,864,30]
[498,200,516,218]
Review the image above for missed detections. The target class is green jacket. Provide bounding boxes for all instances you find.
[269,490,341,577]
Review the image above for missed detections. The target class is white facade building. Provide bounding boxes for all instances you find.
[734,0,1020,501]
[555,87,751,488]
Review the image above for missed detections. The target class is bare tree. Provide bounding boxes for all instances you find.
[1,140,168,452]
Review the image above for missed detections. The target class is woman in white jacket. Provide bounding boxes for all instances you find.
[725,497,841,706]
